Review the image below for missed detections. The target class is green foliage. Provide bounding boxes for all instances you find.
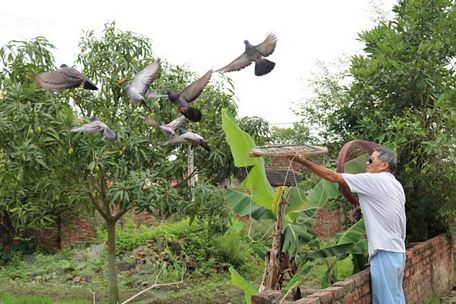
[295,0,456,241]
[224,189,275,221]
[0,290,89,304]
[238,116,271,145]
[229,266,257,304]
[213,220,252,268]
[270,121,312,145]
[0,37,87,240]
[98,218,205,253]
[222,109,274,208]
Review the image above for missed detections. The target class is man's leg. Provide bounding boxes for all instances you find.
[370,250,406,304]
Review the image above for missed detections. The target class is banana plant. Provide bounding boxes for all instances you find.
[222,109,341,302]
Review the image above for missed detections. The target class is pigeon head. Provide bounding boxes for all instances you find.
[59,64,68,68]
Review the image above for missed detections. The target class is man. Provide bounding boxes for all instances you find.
[289,147,406,304]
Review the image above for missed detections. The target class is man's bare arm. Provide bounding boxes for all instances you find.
[288,156,348,187]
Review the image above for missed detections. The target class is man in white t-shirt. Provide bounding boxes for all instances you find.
[289,147,406,304]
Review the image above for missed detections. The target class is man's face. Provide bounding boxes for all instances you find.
[367,151,389,173]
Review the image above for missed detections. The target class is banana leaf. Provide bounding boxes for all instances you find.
[222,109,273,209]
[282,223,315,255]
[229,266,257,304]
[307,179,339,209]
[335,219,365,244]
[224,189,275,220]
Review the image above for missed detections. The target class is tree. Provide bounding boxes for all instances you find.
[73,22,238,303]
[295,0,456,241]
[269,121,312,145]
[1,22,238,303]
[0,37,86,248]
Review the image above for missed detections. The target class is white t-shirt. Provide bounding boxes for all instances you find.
[341,172,406,258]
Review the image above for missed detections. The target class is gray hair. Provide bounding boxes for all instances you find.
[375,147,397,173]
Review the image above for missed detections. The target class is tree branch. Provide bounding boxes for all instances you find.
[120,264,185,304]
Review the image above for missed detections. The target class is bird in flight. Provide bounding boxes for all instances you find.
[163,128,210,152]
[35,64,98,90]
[216,33,278,76]
[123,59,164,112]
[165,70,212,122]
[70,118,117,140]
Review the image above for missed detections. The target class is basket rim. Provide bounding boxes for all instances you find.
[250,144,328,157]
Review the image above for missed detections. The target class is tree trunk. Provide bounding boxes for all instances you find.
[106,219,119,304]
[1,212,15,246]
[260,197,287,291]
[56,213,62,250]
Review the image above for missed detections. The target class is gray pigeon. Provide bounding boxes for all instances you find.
[124,59,164,112]
[158,115,187,137]
[216,34,278,76]
[35,64,98,90]
[165,70,212,122]
[70,118,117,140]
[163,128,210,152]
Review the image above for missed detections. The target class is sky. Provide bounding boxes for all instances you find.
[0,0,396,126]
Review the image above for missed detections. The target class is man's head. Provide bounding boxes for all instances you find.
[367,147,397,174]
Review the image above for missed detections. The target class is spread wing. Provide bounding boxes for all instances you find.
[131,59,161,96]
[166,115,187,131]
[216,52,252,73]
[255,34,278,57]
[35,67,85,90]
[178,70,212,103]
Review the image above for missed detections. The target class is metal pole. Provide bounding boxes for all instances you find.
[187,145,195,187]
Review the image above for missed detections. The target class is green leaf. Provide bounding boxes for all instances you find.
[282,273,303,298]
[307,179,339,209]
[224,189,275,220]
[229,266,257,304]
[336,219,365,245]
[285,186,308,215]
[222,109,259,167]
[222,109,274,209]
[282,224,314,255]
[304,243,354,261]
[344,154,369,174]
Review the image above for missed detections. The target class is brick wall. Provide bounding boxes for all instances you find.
[297,234,454,304]
[0,217,96,250]
[254,234,454,304]
[61,218,96,248]
[312,208,345,239]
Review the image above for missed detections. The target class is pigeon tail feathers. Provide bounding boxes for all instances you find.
[182,107,202,122]
[83,79,98,90]
[200,141,211,152]
[254,58,275,76]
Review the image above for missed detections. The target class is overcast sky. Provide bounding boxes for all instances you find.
[1,0,396,125]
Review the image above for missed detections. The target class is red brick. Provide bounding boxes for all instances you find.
[333,278,355,293]
[295,297,320,304]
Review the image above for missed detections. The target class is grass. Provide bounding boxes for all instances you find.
[0,288,90,304]
[0,216,363,303]
[0,274,244,304]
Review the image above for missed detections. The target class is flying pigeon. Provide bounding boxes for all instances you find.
[35,64,98,91]
[70,118,117,140]
[165,70,212,122]
[158,115,187,137]
[163,128,210,152]
[216,33,278,76]
[124,59,164,112]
